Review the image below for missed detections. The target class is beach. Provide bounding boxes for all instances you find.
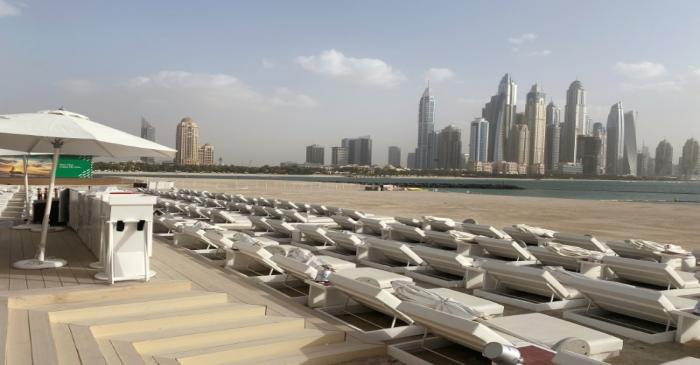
[166,177,700,250]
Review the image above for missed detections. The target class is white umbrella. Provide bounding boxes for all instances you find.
[0,110,176,269]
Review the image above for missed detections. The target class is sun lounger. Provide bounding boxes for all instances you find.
[395,216,425,228]
[424,229,478,250]
[473,237,535,262]
[210,209,252,226]
[601,256,700,295]
[185,204,213,219]
[503,224,556,245]
[408,245,483,288]
[227,238,297,277]
[323,230,371,261]
[266,219,302,237]
[393,282,621,361]
[340,208,370,220]
[154,215,198,234]
[272,252,356,282]
[309,203,329,216]
[553,232,612,253]
[281,209,335,224]
[204,198,224,208]
[359,216,396,236]
[331,215,362,232]
[262,206,285,219]
[359,237,425,272]
[561,274,699,344]
[173,221,225,248]
[529,243,607,272]
[293,224,336,251]
[606,239,694,269]
[474,261,587,311]
[460,223,510,239]
[249,215,273,232]
[383,222,426,243]
[423,216,457,232]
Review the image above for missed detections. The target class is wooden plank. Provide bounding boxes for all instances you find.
[0,229,10,291]
[51,323,81,365]
[8,230,28,291]
[28,310,59,365]
[6,309,32,365]
[0,300,8,365]
[21,231,45,290]
[70,324,107,365]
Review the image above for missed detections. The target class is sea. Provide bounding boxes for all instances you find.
[102,172,700,203]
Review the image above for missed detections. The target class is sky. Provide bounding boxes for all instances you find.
[1,0,699,165]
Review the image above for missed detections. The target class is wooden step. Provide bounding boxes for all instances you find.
[153,329,346,365]
[85,303,266,338]
[5,309,31,365]
[0,300,7,365]
[28,310,58,365]
[248,342,386,365]
[38,291,229,323]
[123,316,306,355]
[8,280,192,309]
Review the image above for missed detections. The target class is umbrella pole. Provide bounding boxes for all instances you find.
[23,155,30,221]
[13,141,67,269]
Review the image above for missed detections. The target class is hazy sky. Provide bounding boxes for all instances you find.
[1,1,699,165]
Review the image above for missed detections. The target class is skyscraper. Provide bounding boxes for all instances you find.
[545,123,561,173]
[580,135,603,175]
[605,102,624,176]
[198,143,215,166]
[140,117,156,164]
[561,80,586,163]
[655,140,674,176]
[592,122,607,172]
[175,117,199,165]
[525,84,546,167]
[546,101,561,126]
[622,111,638,176]
[469,117,489,162]
[681,138,699,178]
[482,73,517,162]
[415,86,435,169]
[436,125,462,169]
[331,146,348,166]
[347,136,372,166]
[637,145,650,177]
[388,146,401,167]
[406,152,416,169]
[305,144,325,165]
[510,124,530,166]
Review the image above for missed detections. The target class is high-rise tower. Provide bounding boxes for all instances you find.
[623,111,638,176]
[561,80,586,163]
[525,84,546,166]
[605,102,624,175]
[655,140,674,176]
[469,117,489,163]
[482,74,517,162]
[175,117,199,165]
[140,117,156,164]
[415,86,435,169]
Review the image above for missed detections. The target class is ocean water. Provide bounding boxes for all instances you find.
[109,172,700,203]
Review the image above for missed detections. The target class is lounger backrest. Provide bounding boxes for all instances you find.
[326,230,365,252]
[236,241,283,272]
[387,223,426,242]
[329,271,414,324]
[481,261,574,299]
[395,217,423,228]
[272,254,318,281]
[299,225,332,245]
[411,245,473,276]
[503,226,541,245]
[359,217,394,235]
[602,256,690,289]
[341,209,366,220]
[397,301,512,351]
[267,219,296,236]
[475,237,534,261]
[365,237,424,266]
[561,275,677,325]
[249,216,271,231]
[331,215,359,231]
[553,233,610,253]
[461,223,509,239]
[606,240,657,260]
[529,246,582,271]
[424,217,456,232]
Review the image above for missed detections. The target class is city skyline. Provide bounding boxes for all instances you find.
[1,1,699,165]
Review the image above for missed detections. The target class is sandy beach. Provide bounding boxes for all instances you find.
[167,177,700,250]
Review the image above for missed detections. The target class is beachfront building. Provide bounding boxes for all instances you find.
[492,161,520,175]
[681,138,700,178]
[140,117,156,164]
[580,135,603,175]
[526,84,547,169]
[605,102,625,176]
[415,86,435,169]
[305,144,325,165]
[655,139,674,176]
[469,117,489,163]
[436,125,462,170]
[561,80,586,163]
[331,146,348,166]
[347,136,372,166]
[510,124,530,166]
[482,73,517,162]
[387,146,401,167]
[175,117,199,165]
[198,143,215,166]
[623,111,638,176]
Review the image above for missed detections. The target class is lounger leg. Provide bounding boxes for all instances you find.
[390,316,397,329]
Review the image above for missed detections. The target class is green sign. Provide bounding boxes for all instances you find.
[56,155,93,178]
[0,155,93,178]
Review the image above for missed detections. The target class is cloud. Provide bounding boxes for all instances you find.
[261,58,276,69]
[0,0,19,17]
[128,70,318,109]
[620,80,681,92]
[425,67,455,82]
[528,49,552,57]
[58,79,98,94]
[296,49,405,88]
[615,61,667,80]
[508,33,537,45]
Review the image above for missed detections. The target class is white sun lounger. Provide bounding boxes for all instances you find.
[460,223,510,239]
[424,229,478,250]
[474,261,587,311]
[473,237,536,263]
[395,216,425,228]
[359,217,397,236]
[359,237,425,272]
[503,224,556,245]
[408,245,483,288]
[529,244,608,274]
[331,215,362,232]
[210,210,252,227]
[154,215,198,235]
[262,206,284,218]
[384,222,426,243]
[393,285,621,362]
[561,274,699,344]
[323,230,371,261]
[281,209,336,224]
[292,225,337,252]
[266,219,302,237]
[422,216,457,232]
[553,232,612,253]
[340,208,370,220]
[309,203,330,216]
[227,239,298,278]
[606,240,694,269]
[173,222,226,248]
[273,253,356,282]
[249,215,273,232]
[601,256,700,295]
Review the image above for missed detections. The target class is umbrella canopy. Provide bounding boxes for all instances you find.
[0,110,175,158]
[0,109,176,270]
